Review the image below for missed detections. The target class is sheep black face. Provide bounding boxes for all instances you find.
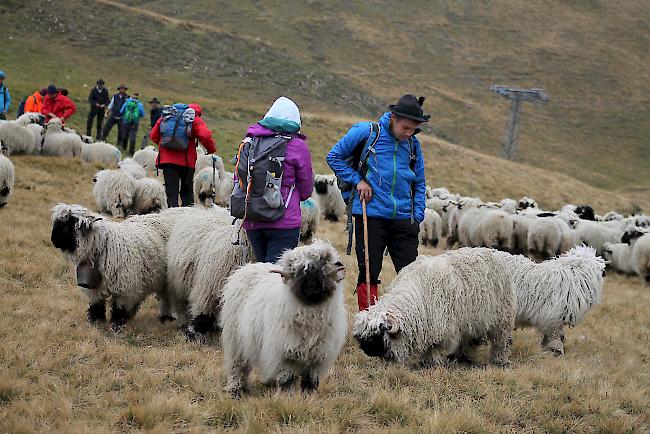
[621,227,645,245]
[274,241,345,306]
[51,213,79,253]
[575,205,595,221]
[314,179,330,195]
[353,312,400,361]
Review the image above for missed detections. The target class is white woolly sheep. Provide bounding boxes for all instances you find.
[419,208,442,247]
[477,209,514,251]
[118,158,147,180]
[425,196,446,215]
[133,177,167,214]
[0,112,43,155]
[602,242,634,274]
[313,174,346,222]
[498,198,517,214]
[218,171,234,207]
[165,208,242,335]
[622,226,650,285]
[195,154,226,182]
[0,151,15,207]
[457,207,487,248]
[497,245,605,355]
[517,196,538,210]
[427,187,450,199]
[41,118,83,158]
[353,248,515,368]
[602,211,624,222]
[626,214,650,229]
[221,240,347,395]
[81,142,122,166]
[50,204,188,331]
[300,198,320,244]
[511,213,534,255]
[132,145,158,172]
[527,216,575,260]
[446,197,482,248]
[573,219,625,256]
[193,167,220,208]
[93,169,136,218]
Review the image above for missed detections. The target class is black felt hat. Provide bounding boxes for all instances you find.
[388,94,430,122]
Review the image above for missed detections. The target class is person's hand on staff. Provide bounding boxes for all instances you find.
[357,180,373,202]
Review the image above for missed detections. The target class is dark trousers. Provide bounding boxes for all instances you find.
[120,121,139,154]
[86,108,104,139]
[102,115,124,143]
[246,228,301,263]
[162,165,194,208]
[354,216,419,284]
[0,112,5,120]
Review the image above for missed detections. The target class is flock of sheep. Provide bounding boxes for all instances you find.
[1,111,648,395]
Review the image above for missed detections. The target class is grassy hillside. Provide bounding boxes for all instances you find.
[1,0,649,195]
[1,156,649,432]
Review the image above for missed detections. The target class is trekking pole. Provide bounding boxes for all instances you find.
[362,200,371,305]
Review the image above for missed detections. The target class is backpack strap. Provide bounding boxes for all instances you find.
[357,122,381,176]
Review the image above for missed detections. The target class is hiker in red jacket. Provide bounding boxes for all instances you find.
[150,103,217,207]
[41,84,76,123]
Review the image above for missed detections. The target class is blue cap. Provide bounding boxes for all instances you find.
[0,71,5,79]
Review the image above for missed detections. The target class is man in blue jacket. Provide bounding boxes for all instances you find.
[327,94,428,311]
[0,71,11,120]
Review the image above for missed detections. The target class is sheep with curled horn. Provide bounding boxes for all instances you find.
[221,240,347,396]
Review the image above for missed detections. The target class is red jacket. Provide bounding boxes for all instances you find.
[41,92,76,121]
[150,104,217,168]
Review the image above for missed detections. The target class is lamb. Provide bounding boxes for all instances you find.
[419,208,442,247]
[353,248,515,368]
[132,145,158,172]
[602,242,634,274]
[133,177,167,214]
[165,209,244,338]
[497,245,606,355]
[50,204,182,331]
[0,149,15,207]
[195,154,226,181]
[0,112,43,155]
[118,158,147,180]
[573,219,625,256]
[300,198,320,244]
[41,118,83,158]
[221,240,347,395]
[313,174,346,222]
[81,142,122,166]
[93,169,136,218]
[193,167,220,207]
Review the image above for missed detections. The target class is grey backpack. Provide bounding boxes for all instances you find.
[230,133,294,222]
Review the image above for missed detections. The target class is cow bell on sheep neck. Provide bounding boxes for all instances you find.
[76,261,102,289]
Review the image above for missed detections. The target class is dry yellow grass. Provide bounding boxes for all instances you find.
[1,156,649,433]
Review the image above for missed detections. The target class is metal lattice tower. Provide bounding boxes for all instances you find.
[491,85,549,160]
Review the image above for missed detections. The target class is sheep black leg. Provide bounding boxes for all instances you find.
[324,213,339,222]
[184,313,216,342]
[110,302,131,332]
[87,301,106,323]
[300,371,319,393]
[276,372,296,392]
[159,314,175,323]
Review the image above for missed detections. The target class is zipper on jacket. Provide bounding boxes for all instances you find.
[390,140,398,218]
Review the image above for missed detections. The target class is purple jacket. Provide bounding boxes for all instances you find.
[242,123,313,231]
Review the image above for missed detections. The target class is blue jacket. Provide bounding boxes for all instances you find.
[119,98,145,123]
[0,84,11,113]
[327,112,426,222]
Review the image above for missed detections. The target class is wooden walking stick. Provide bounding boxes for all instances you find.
[362,199,371,305]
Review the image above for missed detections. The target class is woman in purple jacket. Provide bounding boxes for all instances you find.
[241,97,314,263]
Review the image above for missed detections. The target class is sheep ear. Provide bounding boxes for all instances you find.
[270,269,290,278]
[385,313,399,335]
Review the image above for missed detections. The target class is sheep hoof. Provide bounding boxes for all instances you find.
[87,302,106,323]
[110,322,125,333]
[224,381,247,398]
[158,314,175,323]
[183,326,207,344]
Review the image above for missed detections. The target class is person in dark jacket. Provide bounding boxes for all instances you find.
[86,79,109,139]
[140,97,162,149]
[101,84,128,143]
[327,94,428,311]
[150,103,217,207]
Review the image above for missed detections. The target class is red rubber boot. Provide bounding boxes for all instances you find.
[356,283,369,311]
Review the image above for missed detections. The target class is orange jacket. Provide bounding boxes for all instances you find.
[24,91,44,113]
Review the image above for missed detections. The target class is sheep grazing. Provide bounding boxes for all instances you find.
[477,209,514,251]
[165,208,242,336]
[0,112,43,155]
[195,154,226,181]
[621,226,650,285]
[497,245,606,355]
[527,216,574,260]
[221,240,347,395]
[41,118,83,158]
[93,169,136,218]
[50,204,179,331]
[353,248,515,368]
[133,177,167,214]
[573,219,625,256]
[133,146,158,172]
[313,174,346,222]
[602,242,634,274]
[118,158,147,180]
[0,149,15,207]
[419,208,442,247]
[81,142,122,166]
[511,214,533,255]
[193,167,220,208]
[300,198,320,244]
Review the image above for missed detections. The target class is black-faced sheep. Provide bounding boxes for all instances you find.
[313,174,346,222]
[0,148,15,207]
